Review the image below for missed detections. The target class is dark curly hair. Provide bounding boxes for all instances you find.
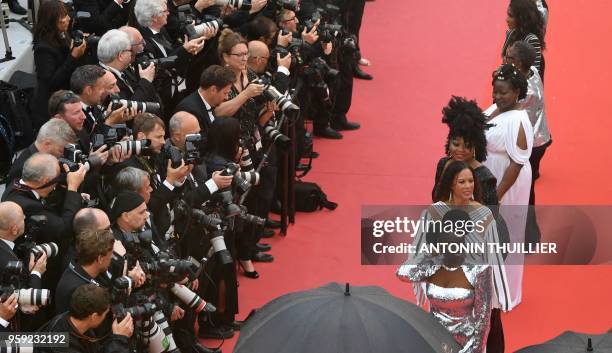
[492,64,528,100]
[509,0,546,49]
[442,96,488,162]
[433,161,482,203]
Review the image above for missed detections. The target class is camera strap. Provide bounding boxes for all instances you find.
[68,262,100,286]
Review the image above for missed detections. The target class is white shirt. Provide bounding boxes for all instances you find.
[198,91,216,123]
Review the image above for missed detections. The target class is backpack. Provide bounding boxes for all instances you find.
[294,180,338,212]
[0,78,35,151]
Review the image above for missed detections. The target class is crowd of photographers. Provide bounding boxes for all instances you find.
[0,0,371,352]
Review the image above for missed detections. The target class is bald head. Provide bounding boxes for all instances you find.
[73,208,111,235]
[23,153,60,185]
[0,202,25,240]
[119,26,144,60]
[169,111,200,151]
[248,41,270,74]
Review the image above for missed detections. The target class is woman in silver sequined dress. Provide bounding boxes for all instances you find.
[398,162,507,353]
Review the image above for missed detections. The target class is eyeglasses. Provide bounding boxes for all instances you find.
[229,52,249,58]
[131,40,145,47]
[250,56,269,61]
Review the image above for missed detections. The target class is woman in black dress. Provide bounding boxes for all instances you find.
[432,96,497,207]
[30,0,87,129]
[501,0,547,82]
[431,96,507,353]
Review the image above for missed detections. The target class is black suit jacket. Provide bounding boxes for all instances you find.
[6,143,38,185]
[0,240,42,289]
[54,262,112,315]
[30,41,81,129]
[74,0,127,35]
[0,240,43,332]
[174,91,216,136]
[105,65,160,104]
[1,183,82,245]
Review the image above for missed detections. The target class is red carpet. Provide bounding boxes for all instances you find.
[202,1,612,351]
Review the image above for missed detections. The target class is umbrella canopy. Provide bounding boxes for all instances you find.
[516,331,612,352]
[234,282,460,353]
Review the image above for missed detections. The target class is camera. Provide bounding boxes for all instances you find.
[253,76,299,112]
[221,162,251,194]
[59,144,90,172]
[0,261,51,307]
[113,302,157,322]
[72,30,100,48]
[175,199,223,229]
[275,0,299,11]
[214,0,251,11]
[114,139,152,156]
[136,54,178,70]
[184,133,204,165]
[177,5,224,40]
[109,94,161,115]
[263,122,292,150]
[161,144,184,169]
[207,227,233,265]
[169,283,216,313]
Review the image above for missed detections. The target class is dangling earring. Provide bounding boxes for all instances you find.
[448,192,453,202]
[473,150,476,160]
[470,194,474,201]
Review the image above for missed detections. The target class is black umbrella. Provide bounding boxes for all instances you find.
[234,282,460,353]
[516,331,612,353]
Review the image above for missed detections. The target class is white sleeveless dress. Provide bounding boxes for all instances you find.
[483,105,533,309]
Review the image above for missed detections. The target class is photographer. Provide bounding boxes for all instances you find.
[43,284,132,353]
[70,65,134,136]
[1,153,86,246]
[134,0,208,113]
[0,202,47,332]
[175,64,236,135]
[74,0,130,35]
[30,0,88,129]
[97,29,160,105]
[167,111,233,259]
[55,227,142,314]
[6,119,78,184]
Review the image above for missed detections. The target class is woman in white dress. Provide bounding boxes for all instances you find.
[483,64,533,309]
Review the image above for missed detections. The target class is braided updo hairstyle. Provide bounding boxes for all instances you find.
[492,63,528,100]
[442,96,489,162]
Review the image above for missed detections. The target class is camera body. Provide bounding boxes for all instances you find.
[184,133,204,165]
[136,54,178,71]
[177,5,224,40]
[161,144,184,169]
[72,30,101,48]
[0,261,51,307]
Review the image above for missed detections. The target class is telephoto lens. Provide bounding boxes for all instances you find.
[110,97,161,115]
[14,288,51,306]
[208,229,234,265]
[169,283,216,313]
[114,139,152,156]
[0,341,34,353]
[214,0,251,10]
[138,318,170,353]
[152,311,180,353]
[31,242,59,258]
[264,124,292,150]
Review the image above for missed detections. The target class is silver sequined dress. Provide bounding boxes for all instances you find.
[398,259,492,353]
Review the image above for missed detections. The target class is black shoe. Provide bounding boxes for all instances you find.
[261,229,275,238]
[265,219,281,229]
[198,326,234,339]
[331,120,361,131]
[353,66,373,80]
[303,151,319,159]
[313,127,343,139]
[238,261,259,279]
[7,0,27,15]
[255,243,271,252]
[252,252,274,263]
[193,342,222,353]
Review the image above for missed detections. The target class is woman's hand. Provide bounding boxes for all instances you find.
[243,80,265,98]
[71,39,87,59]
